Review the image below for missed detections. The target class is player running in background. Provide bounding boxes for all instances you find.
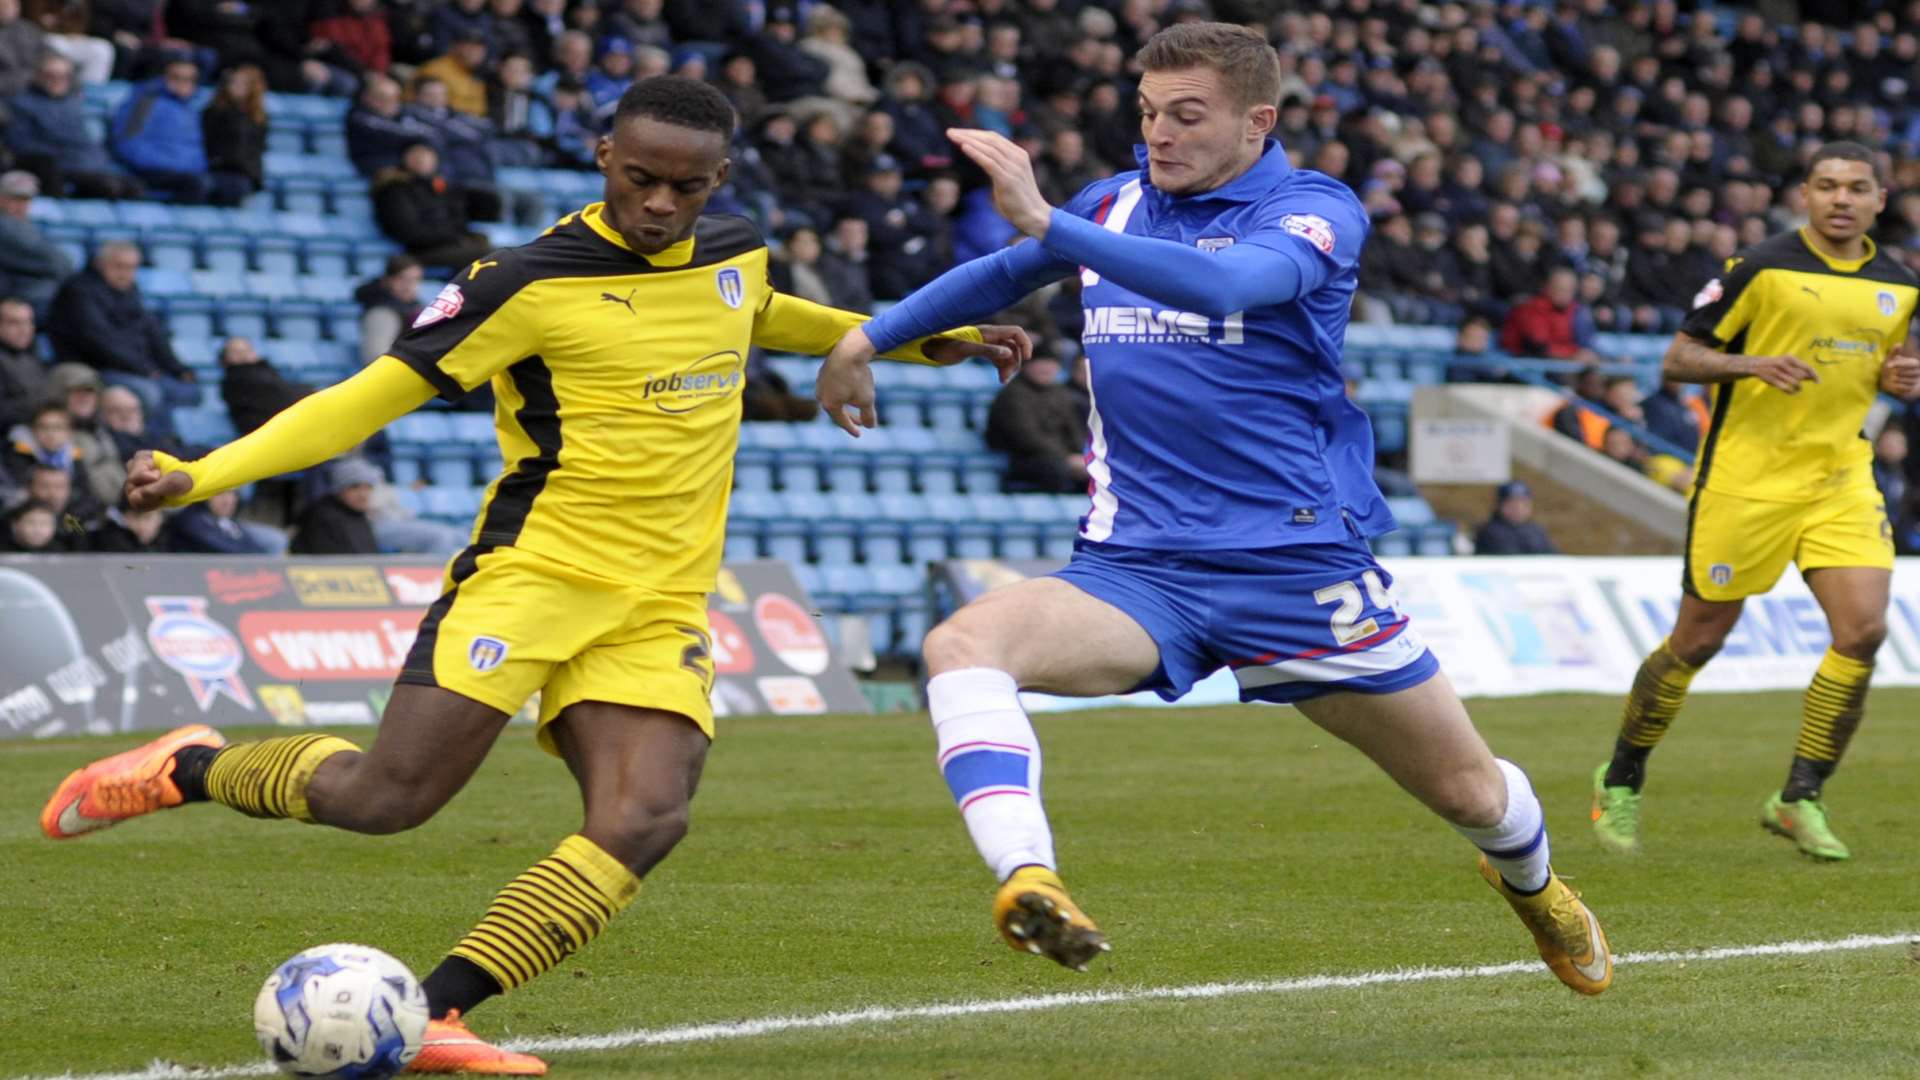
[816,23,1611,994]
[39,76,1021,1075]
[1592,142,1920,861]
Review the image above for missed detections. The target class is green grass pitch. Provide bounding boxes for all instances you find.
[2,690,1916,1078]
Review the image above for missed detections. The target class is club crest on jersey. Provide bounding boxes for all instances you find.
[468,635,508,672]
[413,283,464,328]
[1197,236,1235,253]
[1709,564,1733,586]
[1879,291,1897,316]
[1280,213,1336,255]
[716,267,745,309]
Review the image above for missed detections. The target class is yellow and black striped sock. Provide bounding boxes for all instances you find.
[449,834,641,994]
[202,734,359,822]
[1605,638,1701,791]
[1783,648,1873,802]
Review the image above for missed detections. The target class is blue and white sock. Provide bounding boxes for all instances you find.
[928,667,1055,881]
[1453,759,1551,893]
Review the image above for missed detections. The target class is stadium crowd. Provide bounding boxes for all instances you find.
[5,0,1920,556]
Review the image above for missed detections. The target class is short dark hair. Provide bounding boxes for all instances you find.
[1135,22,1282,109]
[384,253,421,278]
[1806,141,1881,185]
[613,75,736,137]
[30,403,68,425]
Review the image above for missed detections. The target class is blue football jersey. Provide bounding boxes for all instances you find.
[1061,143,1392,550]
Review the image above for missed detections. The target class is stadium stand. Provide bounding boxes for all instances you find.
[7,2,1920,657]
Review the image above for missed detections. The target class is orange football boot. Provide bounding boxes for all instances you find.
[408,1011,548,1075]
[40,724,226,839]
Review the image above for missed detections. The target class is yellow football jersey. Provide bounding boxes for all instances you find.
[1684,228,1919,503]
[386,203,955,590]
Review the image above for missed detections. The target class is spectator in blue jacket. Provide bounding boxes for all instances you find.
[405,76,510,222]
[111,58,247,205]
[346,72,440,178]
[0,171,73,319]
[47,241,200,439]
[3,53,142,199]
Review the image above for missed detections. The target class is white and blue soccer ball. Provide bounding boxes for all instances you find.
[254,943,430,1080]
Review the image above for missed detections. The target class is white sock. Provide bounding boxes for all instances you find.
[1452,759,1551,892]
[928,667,1056,881]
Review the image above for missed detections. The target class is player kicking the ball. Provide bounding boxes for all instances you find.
[817,22,1611,993]
[39,77,1019,1074]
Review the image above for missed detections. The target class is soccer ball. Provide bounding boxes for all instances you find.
[254,943,430,1080]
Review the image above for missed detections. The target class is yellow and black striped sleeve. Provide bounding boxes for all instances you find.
[751,288,982,366]
[385,252,543,400]
[1680,253,1765,347]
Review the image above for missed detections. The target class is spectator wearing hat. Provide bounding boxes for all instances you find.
[346,72,441,177]
[165,488,287,555]
[43,363,123,506]
[750,5,830,107]
[0,170,72,319]
[415,29,493,118]
[217,337,315,437]
[586,35,636,112]
[0,296,46,434]
[985,349,1088,495]
[48,241,201,437]
[1475,481,1557,555]
[843,152,944,300]
[372,141,494,270]
[4,53,143,200]
[292,458,382,556]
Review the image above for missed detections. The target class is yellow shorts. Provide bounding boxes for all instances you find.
[1684,482,1893,602]
[397,545,715,751]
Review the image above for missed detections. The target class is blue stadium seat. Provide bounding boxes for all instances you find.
[159,297,216,340]
[388,457,422,485]
[812,520,858,566]
[724,520,762,561]
[173,406,235,446]
[115,201,176,229]
[906,521,951,564]
[779,491,832,520]
[268,339,323,370]
[426,458,474,487]
[1386,496,1435,528]
[996,523,1042,560]
[764,520,809,564]
[137,267,193,297]
[303,237,353,278]
[739,422,798,450]
[271,300,326,341]
[326,303,362,341]
[917,453,963,497]
[254,236,301,276]
[190,268,243,297]
[145,230,198,271]
[1040,529,1076,560]
[351,246,392,278]
[311,129,349,159]
[734,448,776,493]
[728,491,782,522]
[926,390,971,431]
[774,448,824,493]
[876,492,929,521]
[1371,412,1408,454]
[276,178,330,216]
[421,485,481,521]
[61,200,118,226]
[448,413,493,445]
[859,522,906,565]
[245,271,300,300]
[202,234,249,274]
[218,298,270,339]
[824,453,866,493]
[388,412,452,447]
[960,454,1005,494]
[1415,524,1455,557]
[170,334,211,367]
[871,452,916,495]
[1373,532,1413,558]
[266,128,305,155]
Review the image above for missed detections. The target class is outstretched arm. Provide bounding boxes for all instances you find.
[752,290,991,364]
[857,240,1074,353]
[126,357,437,509]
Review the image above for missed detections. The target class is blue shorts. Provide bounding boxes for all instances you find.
[1052,539,1440,704]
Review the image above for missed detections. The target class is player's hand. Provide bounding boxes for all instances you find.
[1880,350,1920,399]
[124,449,194,511]
[922,324,1032,383]
[1745,354,1818,394]
[948,128,1054,239]
[818,327,879,437]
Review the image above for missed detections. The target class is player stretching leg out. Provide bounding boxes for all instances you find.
[817,23,1611,993]
[39,77,1023,1075]
[1592,142,1920,861]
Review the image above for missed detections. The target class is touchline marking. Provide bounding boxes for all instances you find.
[20,932,1914,1080]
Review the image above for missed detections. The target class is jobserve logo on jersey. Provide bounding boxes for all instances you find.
[644,350,745,413]
[1080,306,1246,345]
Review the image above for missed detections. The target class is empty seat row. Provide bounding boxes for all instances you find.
[739,421,985,454]
[157,296,366,344]
[734,447,1003,497]
[727,516,1076,568]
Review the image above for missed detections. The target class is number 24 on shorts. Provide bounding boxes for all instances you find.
[1314,570,1401,647]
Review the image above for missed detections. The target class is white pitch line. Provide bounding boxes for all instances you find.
[17,932,1913,1080]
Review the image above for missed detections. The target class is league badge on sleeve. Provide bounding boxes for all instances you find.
[1197,236,1235,253]
[716,267,745,309]
[1692,278,1723,309]
[413,283,465,328]
[1280,213,1336,255]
